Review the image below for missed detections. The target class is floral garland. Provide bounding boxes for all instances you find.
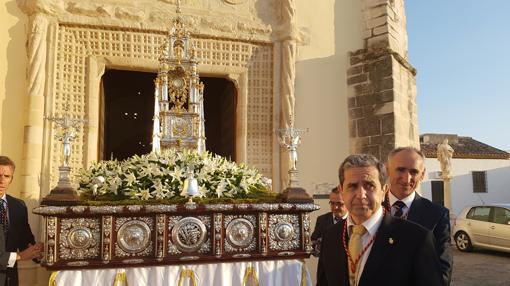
[78,149,272,202]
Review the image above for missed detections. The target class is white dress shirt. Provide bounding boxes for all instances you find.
[332,213,349,224]
[346,206,384,285]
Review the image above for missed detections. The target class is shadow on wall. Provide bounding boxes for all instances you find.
[305,1,363,285]
[293,0,363,188]
[1,1,29,196]
[421,165,510,216]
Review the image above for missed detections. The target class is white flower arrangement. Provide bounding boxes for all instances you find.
[78,149,272,202]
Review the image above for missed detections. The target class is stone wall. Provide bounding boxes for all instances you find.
[347,0,418,160]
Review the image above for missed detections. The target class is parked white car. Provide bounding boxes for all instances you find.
[453,204,510,253]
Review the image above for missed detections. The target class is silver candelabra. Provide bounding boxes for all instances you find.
[277,126,308,188]
[46,106,87,190]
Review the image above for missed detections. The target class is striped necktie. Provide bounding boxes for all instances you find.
[392,200,406,218]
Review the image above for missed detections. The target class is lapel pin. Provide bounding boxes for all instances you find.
[388,237,394,244]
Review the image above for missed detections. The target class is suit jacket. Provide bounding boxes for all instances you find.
[317,214,442,286]
[312,212,342,284]
[0,225,9,286]
[406,194,453,286]
[311,212,336,241]
[5,195,36,286]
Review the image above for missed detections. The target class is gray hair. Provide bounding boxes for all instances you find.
[338,154,387,186]
[387,146,425,162]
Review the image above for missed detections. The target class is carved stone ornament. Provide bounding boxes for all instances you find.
[226,218,254,248]
[171,217,207,252]
[117,220,152,253]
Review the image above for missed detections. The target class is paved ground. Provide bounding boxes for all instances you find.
[452,247,510,286]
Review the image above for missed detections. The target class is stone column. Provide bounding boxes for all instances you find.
[277,0,302,188]
[85,57,106,165]
[229,72,248,163]
[20,12,48,201]
[442,178,452,210]
[17,1,60,285]
[347,0,419,160]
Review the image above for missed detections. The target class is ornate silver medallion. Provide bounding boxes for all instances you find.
[117,220,151,253]
[171,217,207,252]
[274,222,294,242]
[226,218,254,248]
[68,227,93,249]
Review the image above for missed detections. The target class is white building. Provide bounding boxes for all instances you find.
[420,134,510,216]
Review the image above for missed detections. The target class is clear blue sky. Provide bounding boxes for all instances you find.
[406,1,510,151]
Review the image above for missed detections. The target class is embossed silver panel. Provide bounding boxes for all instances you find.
[274,222,294,242]
[68,227,93,249]
[226,218,254,248]
[117,220,151,253]
[115,217,154,257]
[59,218,100,260]
[171,217,207,253]
[268,214,301,251]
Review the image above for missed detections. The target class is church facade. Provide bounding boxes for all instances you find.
[0,1,418,284]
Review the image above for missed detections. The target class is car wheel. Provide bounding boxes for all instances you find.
[455,231,473,252]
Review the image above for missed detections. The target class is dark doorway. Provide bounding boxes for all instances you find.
[431,180,445,207]
[101,70,236,161]
[201,77,237,160]
[102,69,155,160]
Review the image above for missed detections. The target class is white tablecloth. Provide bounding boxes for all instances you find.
[51,259,311,286]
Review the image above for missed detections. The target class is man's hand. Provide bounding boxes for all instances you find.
[18,243,43,261]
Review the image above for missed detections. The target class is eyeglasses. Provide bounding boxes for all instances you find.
[329,201,345,207]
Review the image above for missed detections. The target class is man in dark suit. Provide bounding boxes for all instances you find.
[317,154,441,286]
[312,187,348,282]
[0,224,41,286]
[0,156,42,286]
[311,187,348,244]
[385,147,452,286]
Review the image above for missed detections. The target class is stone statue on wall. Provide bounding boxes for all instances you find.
[437,138,454,179]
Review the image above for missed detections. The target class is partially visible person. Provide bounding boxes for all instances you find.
[0,224,41,286]
[311,187,348,243]
[317,154,441,286]
[0,156,42,286]
[385,147,452,286]
[312,187,348,282]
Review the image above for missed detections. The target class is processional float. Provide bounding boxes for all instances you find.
[34,3,317,282]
